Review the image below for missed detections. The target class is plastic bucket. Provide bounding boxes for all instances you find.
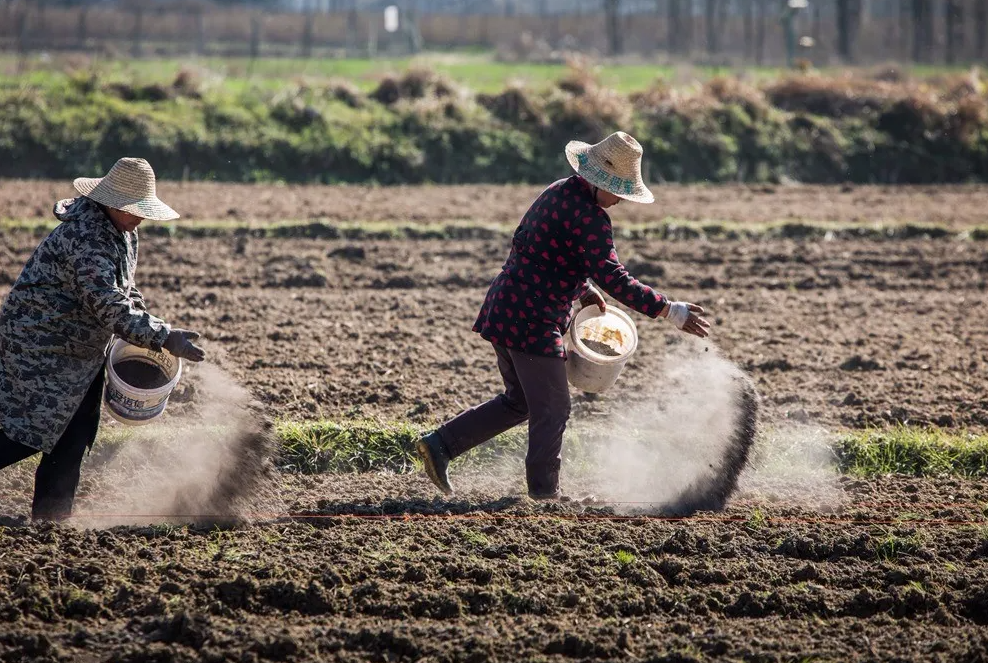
[103,338,182,426]
[565,305,638,393]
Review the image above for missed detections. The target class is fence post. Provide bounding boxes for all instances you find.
[132,8,144,58]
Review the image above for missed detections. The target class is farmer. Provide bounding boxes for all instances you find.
[0,157,206,521]
[417,132,710,500]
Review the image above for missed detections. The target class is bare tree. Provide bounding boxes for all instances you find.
[945,0,962,65]
[743,0,754,60]
[836,0,860,62]
[605,0,622,55]
[912,0,933,63]
[705,0,719,55]
[978,0,987,60]
[667,0,681,54]
[755,0,766,64]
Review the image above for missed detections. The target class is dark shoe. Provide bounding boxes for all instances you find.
[417,432,453,495]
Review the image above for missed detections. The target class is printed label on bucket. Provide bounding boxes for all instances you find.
[105,384,170,422]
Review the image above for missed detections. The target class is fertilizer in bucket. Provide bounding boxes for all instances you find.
[104,338,182,426]
[565,306,638,393]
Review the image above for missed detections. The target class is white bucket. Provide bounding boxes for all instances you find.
[565,305,638,393]
[103,338,182,426]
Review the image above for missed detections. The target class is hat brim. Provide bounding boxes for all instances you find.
[565,141,655,204]
[74,177,180,221]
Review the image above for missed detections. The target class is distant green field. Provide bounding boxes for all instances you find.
[0,52,973,93]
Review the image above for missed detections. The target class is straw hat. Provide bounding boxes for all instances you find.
[565,131,654,204]
[73,158,179,221]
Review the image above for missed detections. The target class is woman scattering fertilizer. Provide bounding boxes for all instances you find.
[0,158,206,521]
[417,132,710,500]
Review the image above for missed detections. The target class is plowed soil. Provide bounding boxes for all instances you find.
[4,230,984,430]
[4,180,988,227]
[2,185,988,661]
[0,471,987,662]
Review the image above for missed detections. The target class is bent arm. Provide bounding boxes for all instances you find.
[72,251,170,350]
[580,211,667,318]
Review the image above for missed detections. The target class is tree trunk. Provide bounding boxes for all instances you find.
[605,0,622,55]
[977,0,987,60]
[131,8,143,58]
[944,0,962,65]
[668,0,680,54]
[743,0,753,60]
[755,0,765,65]
[706,0,718,55]
[899,0,911,59]
[837,0,851,62]
[77,7,88,49]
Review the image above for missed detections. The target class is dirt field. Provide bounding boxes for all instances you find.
[3,230,984,431]
[0,471,987,662]
[4,180,988,228]
[1,184,987,661]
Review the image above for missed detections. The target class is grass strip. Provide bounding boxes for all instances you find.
[2,218,985,243]
[77,421,988,478]
[275,421,988,478]
[836,427,988,478]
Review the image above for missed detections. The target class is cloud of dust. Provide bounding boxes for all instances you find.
[588,338,760,515]
[739,423,844,511]
[76,363,283,528]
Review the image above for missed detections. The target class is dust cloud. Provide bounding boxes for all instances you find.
[75,363,282,528]
[589,339,760,515]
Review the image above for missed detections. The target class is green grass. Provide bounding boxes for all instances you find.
[1,53,976,94]
[276,422,988,477]
[79,420,988,478]
[836,427,988,478]
[2,218,984,243]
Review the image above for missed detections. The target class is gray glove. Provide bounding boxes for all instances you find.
[163,328,206,362]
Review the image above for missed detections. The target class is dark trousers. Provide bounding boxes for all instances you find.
[0,370,104,521]
[439,344,570,496]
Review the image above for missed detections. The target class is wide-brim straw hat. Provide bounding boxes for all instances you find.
[565,131,654,204]
[73,157,179,221]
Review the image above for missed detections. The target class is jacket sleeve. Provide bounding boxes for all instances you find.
[71,248,170,351]
[130,285,149,312]
[580,208,668,318]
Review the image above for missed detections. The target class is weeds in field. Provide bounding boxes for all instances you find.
[613,550,637,568]
[874,530,925,562]
[460,529,491,547]
[746,508,769,530]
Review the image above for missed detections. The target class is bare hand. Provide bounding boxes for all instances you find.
[662,301,711,338]
[580,290,607,314]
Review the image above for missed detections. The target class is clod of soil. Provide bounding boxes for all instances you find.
[581,339,621,357]
[114,360,170,389]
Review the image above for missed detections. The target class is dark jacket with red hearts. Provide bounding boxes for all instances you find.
[473,175,667,358]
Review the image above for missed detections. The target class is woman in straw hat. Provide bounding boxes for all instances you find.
[417,132,709,500]
[0,157,206,521]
